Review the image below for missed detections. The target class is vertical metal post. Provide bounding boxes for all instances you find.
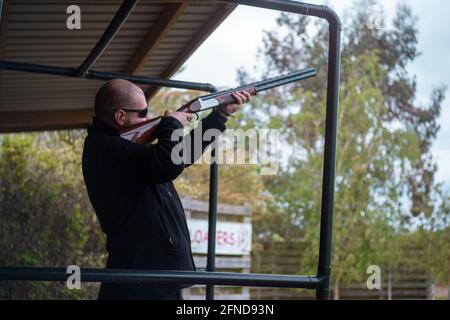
[206,87,219,300]
[206,161,218,300]
[316,16,341,300]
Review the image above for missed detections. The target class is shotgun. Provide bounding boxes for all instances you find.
[120,67,316,143]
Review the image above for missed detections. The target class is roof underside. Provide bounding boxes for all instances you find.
[0,0,237,132]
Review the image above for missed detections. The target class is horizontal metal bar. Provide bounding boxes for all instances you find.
[221,0,341,29]
[0,60,217,92]
[0,267,323,289]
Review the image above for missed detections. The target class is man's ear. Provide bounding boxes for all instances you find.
[114,110,128,127]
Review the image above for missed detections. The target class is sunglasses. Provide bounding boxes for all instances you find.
[113,107,149,118]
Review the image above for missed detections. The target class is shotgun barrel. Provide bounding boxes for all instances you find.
[120,67,316,143]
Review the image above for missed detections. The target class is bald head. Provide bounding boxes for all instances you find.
[95,79,147,127]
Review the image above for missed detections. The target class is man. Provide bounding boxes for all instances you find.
[82,79,251,300]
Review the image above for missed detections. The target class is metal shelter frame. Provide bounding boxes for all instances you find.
[0,0,341,300]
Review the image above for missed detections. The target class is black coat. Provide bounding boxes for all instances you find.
[82,110,227,299]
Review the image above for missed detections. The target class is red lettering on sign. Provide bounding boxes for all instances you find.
[190,228,211,244]
[194,230,203,244]
[229,232,235,245]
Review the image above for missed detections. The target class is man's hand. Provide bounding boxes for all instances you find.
[164,110,194,126]
[219,90,252,116]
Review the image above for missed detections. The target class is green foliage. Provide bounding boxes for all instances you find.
[0,132,105,299]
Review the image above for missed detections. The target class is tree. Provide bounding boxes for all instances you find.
[235,0,448,298]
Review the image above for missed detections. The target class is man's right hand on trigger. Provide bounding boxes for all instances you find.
[164,110,194,126]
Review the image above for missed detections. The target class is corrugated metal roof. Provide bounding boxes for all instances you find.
[0,0,236,132]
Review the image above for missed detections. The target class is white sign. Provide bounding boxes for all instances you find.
[187,219,252,256]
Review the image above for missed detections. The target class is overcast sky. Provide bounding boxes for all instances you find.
[173,0,450,190]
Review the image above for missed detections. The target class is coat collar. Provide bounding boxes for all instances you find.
[88,117,119,136]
